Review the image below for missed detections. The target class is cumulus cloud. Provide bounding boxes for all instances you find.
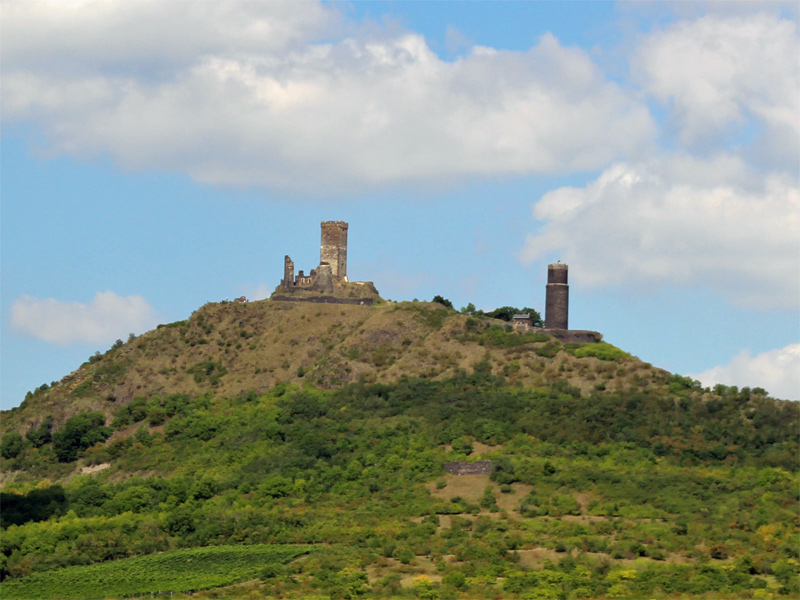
[521,156,799,310]
[634,13,799,166]
[690,344,800,401]
[1,1,653,193]
[521,12,799,310]
[11,291,160,345]
[1,0,336,75]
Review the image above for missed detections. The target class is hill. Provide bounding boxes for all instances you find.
[1,298,798,600]
[2,298,650,434]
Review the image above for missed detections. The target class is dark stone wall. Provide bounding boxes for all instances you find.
[543,329,601,344]
[272,295,375,306]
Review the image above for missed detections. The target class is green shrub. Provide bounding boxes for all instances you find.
[450,436,473,456]
[157,320,188,329]
[442,570,467,590]
[481,325,546,348]
[480,485,498,510]
[72,381,94,397]
[147,406,167,426]
[394,547,415,564]
[187,361,227,385]
[535,342,561,358]
[569,342,630,361]
[93,362,126,384]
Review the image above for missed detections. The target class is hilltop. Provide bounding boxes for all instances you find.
[1,297,798,600]
[3,298,652,435]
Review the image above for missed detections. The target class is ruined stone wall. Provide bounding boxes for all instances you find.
[542,329,601,344]
[545,263,569,329]
[295,270,315,287]
[320,221,348,281]
[443,461,495,475]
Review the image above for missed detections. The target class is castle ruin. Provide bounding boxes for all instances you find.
[276,221,379,303]
[281,221,349,294]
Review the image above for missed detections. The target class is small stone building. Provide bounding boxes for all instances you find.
[512,314,534,331]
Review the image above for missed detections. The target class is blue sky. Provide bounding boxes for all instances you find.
[2,0,798,409]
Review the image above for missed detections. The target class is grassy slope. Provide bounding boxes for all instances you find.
[1,299,663,438]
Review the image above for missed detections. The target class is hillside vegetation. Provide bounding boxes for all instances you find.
[1,298,797,600]
[3,299,658,434]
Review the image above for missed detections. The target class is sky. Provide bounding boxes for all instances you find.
[1,0,798,409]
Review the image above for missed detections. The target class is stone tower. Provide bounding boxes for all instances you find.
[282,255,295,290]
[545,263,568,329]
[320,221,348,281]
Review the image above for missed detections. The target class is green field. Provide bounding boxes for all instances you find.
[0,544,311,600]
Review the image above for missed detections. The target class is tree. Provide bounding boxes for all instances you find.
[486,306,543,326]
[53,412,112,462]
[521,307,544,327]
[0,485,67,527]
[26,415,54,447]
[1,432,26,459]
[432,295,453,309]
[459,303,478,315]
[70,480,109,511]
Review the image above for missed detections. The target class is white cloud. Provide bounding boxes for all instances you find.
[1,1,653,193]
[11,291,160,345]
[690,344,800,401]
[1,0,336,76]
[634,13,799,166]
[521,12,799,311]
[521,156,800,310]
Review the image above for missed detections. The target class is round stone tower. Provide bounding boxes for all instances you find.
[545,263,568,329]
